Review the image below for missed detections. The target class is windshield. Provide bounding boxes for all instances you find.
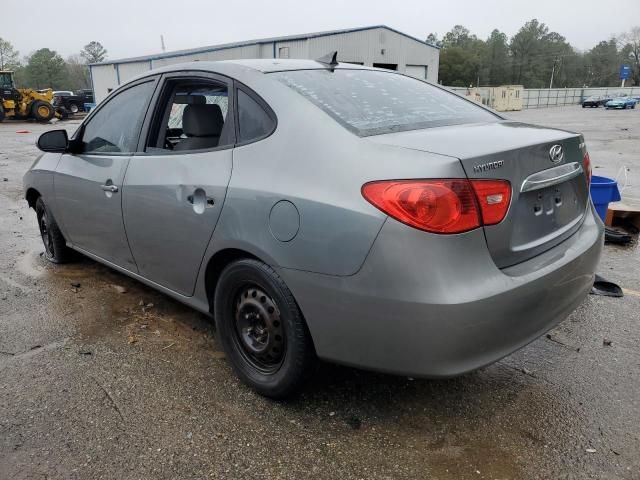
[272,69,498,136]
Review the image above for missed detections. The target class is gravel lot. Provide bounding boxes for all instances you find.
[0,106,639,479]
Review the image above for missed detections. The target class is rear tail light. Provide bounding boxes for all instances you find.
[470,179,512,225]
[361,179,511,234]
[582,152,592,186]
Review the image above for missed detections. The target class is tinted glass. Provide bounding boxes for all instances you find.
[237,89,274,143]
[273,69,498,136]
[82,81,155,153]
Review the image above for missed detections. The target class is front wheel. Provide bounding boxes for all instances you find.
[214,259,316,398]
[69,103,79,114]
[35,197,72,263]
[31,100,54,122]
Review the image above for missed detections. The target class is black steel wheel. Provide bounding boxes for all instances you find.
[214,258,315,398]
[234,285,286,373]
[35,197,72,263]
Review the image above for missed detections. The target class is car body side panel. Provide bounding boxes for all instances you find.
[54,153,137,270]
[23,153,63,226]
[122,149,233,296]
[192,72,468,293]
[279,204,603,377]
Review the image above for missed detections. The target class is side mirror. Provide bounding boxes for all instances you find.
[37,129,69,153]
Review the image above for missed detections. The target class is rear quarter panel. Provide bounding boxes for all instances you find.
[196,68,467,281]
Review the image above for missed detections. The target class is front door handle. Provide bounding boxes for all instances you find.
[100,184,119,193]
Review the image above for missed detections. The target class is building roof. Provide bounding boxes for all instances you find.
[90,25,439,67]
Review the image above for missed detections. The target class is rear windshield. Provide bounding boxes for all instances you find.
[272,69,498,136]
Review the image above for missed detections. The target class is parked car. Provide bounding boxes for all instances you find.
[24,59,603,398]
[53,89,94,114]
[51,90,73,98]
[582,95,607,107]
[605,96,637,109]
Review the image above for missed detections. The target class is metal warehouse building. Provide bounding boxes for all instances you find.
[89,25,440,103]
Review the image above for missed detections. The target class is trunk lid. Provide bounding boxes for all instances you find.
[369,121,590,267]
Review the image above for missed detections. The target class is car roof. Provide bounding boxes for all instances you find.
[143,58,375,77]
[217,58,374,73]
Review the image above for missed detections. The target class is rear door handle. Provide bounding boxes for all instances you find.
[100,184,119,193]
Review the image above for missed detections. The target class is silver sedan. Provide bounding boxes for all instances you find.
[24,59,603,398]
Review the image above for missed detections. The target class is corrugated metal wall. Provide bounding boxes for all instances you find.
[118,61,153,83]
[91,64,118,102]
[151,45,263,68]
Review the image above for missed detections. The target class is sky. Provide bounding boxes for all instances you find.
[3,0,640,61]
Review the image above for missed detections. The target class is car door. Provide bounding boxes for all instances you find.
[54,77,158,270]
[121,72,235,296]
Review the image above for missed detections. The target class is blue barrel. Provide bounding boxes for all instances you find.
[590,175,621,221]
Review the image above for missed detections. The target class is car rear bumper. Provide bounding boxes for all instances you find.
[281,204,603,377]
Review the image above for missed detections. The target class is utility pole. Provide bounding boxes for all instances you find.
[160,35,166,52]
[549,57,558,89]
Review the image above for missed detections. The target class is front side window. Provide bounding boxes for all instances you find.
[81,80,155,153]
[272,69,499,136]
[147,81,232,152]
[237,89,275,143]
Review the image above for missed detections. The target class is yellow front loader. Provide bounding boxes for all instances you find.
[0,70,60,122]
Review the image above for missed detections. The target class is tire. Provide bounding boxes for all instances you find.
[582,104,586,108]
[69,103,79,114]
[0,104,4,122]
[31,100,54,122]
[35,197,72,263]
[214,258,315,398]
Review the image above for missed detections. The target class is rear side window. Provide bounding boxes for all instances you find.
[272,69,498,136]
[81,81,155,153]
[237,89,275,143]
[146,80,233,153]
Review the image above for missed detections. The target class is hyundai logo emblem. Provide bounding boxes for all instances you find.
[549,144,564,163]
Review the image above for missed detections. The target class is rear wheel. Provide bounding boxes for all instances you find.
[0,104,4,122]
[214,259,315,398]
[35,197,72,263]
[31,101,54,122]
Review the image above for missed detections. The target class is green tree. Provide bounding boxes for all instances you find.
[510,19,549,86]
[25,48,69,89]
[484,29,510,85]
[80,41,107,64]
[509,19,578,88]
[438,25,487,86]
[426,33,442,48]
[585,40,619,86]
[66,54,90,90]
[0,37,20,70]
[617,26,640,85]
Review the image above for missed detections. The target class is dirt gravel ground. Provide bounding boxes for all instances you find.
[0,106,639,480]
